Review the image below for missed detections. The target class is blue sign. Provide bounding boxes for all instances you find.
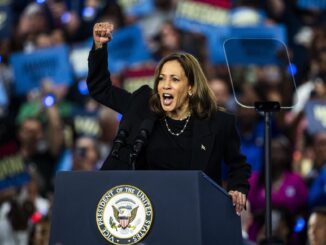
[223,38,287,65]
[10,45,73,95]
[108,25,152,74]
[0,154,30,190]
[174,4,287,65]
[0,79,8,106]
[174,1,229,31]
[119,0,154,16]
[73,112,101,138]
[304,100,326,134]
[0,3,11,39]
[298,0,326,9]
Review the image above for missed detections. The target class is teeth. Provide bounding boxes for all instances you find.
[163,93,173,99]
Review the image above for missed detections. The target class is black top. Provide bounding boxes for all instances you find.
[146,116,193,170]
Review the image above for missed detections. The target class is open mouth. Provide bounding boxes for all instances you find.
[162,93,174,106]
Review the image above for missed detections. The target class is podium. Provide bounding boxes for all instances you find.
[49,171,242,245]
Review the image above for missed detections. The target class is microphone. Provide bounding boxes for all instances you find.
[130,117,156,170]
[111,119,129,159]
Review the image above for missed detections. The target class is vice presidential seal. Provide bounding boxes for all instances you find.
[96,185,153,245]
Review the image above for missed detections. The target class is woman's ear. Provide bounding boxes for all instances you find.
[188,86,193,97]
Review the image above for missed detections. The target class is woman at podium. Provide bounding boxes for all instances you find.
[86,22,251,216]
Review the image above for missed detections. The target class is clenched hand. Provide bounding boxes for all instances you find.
[93,22,114,49]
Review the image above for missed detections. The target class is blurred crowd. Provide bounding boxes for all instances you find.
[0,0,326,244]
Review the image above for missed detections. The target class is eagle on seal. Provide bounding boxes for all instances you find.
[112,205,139,229]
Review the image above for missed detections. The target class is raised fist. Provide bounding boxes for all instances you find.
[93,22,114,48]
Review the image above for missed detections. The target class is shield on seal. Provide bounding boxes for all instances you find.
[119,217,129,228]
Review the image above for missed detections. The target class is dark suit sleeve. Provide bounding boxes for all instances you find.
[86,44,132,114]
[224,115,251,195]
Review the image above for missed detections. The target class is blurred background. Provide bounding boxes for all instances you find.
[0,0,326,244]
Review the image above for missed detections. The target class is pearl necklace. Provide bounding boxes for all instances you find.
[164,115,191,136]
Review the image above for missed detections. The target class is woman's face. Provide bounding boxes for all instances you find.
[157,60,192,119]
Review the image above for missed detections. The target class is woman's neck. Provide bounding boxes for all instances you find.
[166,111,191,120]
[166,104,191,120]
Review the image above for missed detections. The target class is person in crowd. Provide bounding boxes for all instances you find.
[86,22,251,215]
[308,165,326,208]
[248,136,308,241]
[305,131,326,187]
[208,77,233,110]
[16,117,60,196]
[307,207,326,245]
[152,20,206,63]
[0,174,50,245]
[236,94,264,173]
[29,215,51,245]
[0,187,21,245]
[152,20,182,60]
[14,2,51,52]
[260,206,309,245]
[16,81,65,196]
[72,135,101,171]
[241,202,256,245]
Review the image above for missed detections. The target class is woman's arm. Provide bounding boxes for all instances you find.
[224,114,252,215]
[224,115,251,194]
[87,22,132,114]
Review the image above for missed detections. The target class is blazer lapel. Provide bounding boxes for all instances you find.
[190,118,215,170]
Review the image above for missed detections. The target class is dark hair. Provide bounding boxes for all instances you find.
[311,206,326,217]
[149,52,217,118]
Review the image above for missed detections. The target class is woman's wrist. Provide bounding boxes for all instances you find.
[94,41,103,49]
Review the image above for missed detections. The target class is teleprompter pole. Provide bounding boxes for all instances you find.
[254,101,280,244]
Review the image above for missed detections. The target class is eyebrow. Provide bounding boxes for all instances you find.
[159,74,180,78]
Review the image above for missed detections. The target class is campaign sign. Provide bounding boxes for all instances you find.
[174,0,286,65]
[70,41,92,78]
[118,0,154,16]
[304,100,326,134]
[174,0,229,33]
[0,154,30,190]
[73,112,101,138]
[194,0,231,9]
[208,25,287,64]
[10,45,73,95]
[0,2,11,39]
[229,7,266,26]
[108,25,152,74]
[122,66,155,92]
[297,0,326,9]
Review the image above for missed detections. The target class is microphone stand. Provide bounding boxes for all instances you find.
[254,101,280,244]
[129,147,138,171]
[111,129,128,159]
[129,129,148,170]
